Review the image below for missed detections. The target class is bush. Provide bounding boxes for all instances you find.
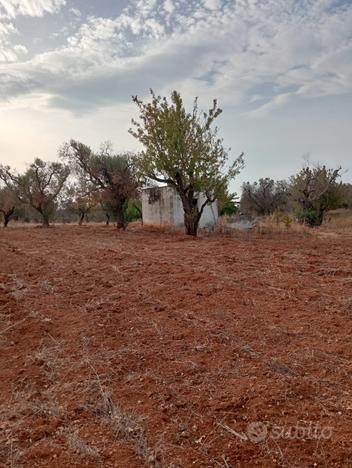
[124,203,142,222]
[220,201,238,216]
[297,209,321,227]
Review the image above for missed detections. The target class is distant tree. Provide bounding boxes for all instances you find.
[240,178,289,215]
[340,183,352,208]
[129,90,244,236]
[0,186,18,227]
[64,178,97,225]
[0,159,70,227]
[61,140,138,229]
[217,185,239,216]
[289,164,342,226]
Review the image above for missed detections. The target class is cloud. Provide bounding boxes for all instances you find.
[203,0,222,11]
[69,7,81,18]
[0,0,65,62]
[0,0,352,114]
[0,0,65,18]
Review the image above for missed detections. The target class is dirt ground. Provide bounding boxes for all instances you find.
[0,224,352,467]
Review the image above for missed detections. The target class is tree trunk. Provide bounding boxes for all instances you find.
[4,214,10,227]
[184,209,201,236]
[106,213,110,225]
[79,212,85,225]
[115,204,127,230]
[42,213,50,227]
[3,208,14,227]
[178,190,201,236]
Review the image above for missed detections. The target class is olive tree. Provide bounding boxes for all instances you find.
[0,159,69,226]
[289,164,342,226]
[64,178,98,225]
[61,140,138,229]
[0,186,18,227]
[129,90,244,236]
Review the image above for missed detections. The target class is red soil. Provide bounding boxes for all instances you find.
[0,225,352,467]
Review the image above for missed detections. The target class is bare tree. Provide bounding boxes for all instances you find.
[0,159,70,227]
[240,178,288,215]
[0,187,17,227]
[61,140,138,229]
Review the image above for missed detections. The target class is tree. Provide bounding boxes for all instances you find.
[217,185,239,216]
[240,178,289,216]
[0,159,70,227]
[129,90,244,236]
[340,183,352,208]
[0,187,17,227]
[289,164,342,226]
[61,140,138,229]
[125,198,142,222]
[64,179,97,225]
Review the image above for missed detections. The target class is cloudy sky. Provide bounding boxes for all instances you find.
[0,0,351,190]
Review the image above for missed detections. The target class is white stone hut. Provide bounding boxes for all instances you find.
[141,186,218,229]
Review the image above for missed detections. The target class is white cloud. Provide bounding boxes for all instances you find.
[0,0,65,18]
[0,0,65,62]
[203,0,222,11]
[163,0,175,15]
[0,0,352,114]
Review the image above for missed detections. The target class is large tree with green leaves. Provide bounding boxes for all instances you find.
[0,159,69,226]
[290,164,342,226]
[129,90,244,236]
[61,140,138,229]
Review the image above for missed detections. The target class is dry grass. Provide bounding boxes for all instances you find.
[219,209,352,238]
[217,214,312,238]
[65,428,102,462]
[323,209,352,232]
[255,216,312,236]
[140,222,179,235]
[77,341,164,467]
[30,342,65,382]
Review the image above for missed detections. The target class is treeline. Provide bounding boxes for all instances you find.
[0,90,350,234]
[0,145,142,229]
[240,166,352,226]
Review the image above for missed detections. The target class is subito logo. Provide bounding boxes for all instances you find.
[246,422,268,443]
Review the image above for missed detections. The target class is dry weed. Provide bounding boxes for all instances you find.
[65,428,102,462]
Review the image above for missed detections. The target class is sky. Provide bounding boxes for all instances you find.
[0,0,351,192]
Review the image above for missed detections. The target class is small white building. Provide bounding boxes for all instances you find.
[141,186,218,229]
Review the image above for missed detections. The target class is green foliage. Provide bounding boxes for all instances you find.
[290,164,342,226]
[124,199,142,222]
[296,209,321,226]
[129,90,244,235]
[61,140,139,229]
[220,200,238,216]
[217,185,239,216]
